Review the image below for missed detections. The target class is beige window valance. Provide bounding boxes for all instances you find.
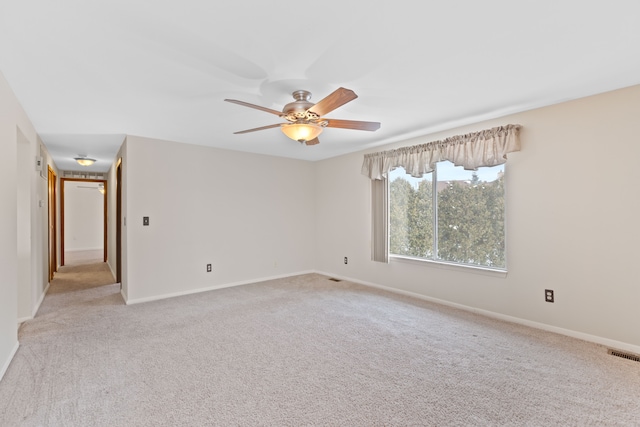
[361,124,522,180]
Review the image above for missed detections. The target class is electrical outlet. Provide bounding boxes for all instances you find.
[206,264,212,272]
[545,289,554,303]
[344,257,348,264]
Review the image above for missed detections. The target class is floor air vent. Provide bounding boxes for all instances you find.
[608,349,640,363]
[328,278,342,282]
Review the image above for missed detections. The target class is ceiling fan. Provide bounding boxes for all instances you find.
[224,87,380,145]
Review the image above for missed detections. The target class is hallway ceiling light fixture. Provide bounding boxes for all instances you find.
[74,155,96,166]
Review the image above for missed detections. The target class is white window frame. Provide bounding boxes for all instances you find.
[387,162,508,275]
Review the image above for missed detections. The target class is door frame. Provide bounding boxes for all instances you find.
[48,166,57,282]
[116,158,122,284]
[60,178,108,266]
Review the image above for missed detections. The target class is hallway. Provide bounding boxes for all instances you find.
[23,249,122,325]
[1,251,125,425]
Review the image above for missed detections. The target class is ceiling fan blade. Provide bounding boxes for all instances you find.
[233,123,283,134]
[324,119,380,131]
[305,137,320,146]
[309,87,357,117]
[224,99,283,116]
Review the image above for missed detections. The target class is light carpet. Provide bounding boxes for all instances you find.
[1,263,639,426]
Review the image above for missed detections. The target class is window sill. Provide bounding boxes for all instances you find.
[390,255,508,278]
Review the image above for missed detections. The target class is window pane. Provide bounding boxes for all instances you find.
[389,168,433,258]
[436,161,505,268]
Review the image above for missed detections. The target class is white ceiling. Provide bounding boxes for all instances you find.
[1,1,639,173]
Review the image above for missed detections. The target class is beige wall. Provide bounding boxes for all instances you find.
[16,136,55,323]
[1,71,58,379]
[0,71,20,379]
[63,181,104,252]
[106,141,127,296]
[315,84,640,352]
[106,146,121,286]
[123,135,316,303]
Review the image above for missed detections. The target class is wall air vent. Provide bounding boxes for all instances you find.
[328,278,342,282]
[608,349,640,363]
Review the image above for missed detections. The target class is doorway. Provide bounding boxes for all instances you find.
[60,178,107,267]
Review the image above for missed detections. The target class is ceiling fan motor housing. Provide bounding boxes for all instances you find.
[283,90,319,121]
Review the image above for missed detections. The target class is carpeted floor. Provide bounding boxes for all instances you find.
[1,260,639,426]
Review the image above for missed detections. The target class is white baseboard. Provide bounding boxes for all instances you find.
[0,341,19,382]
[107,260,117,281]
[17,316,31,324]
[32,282,50,318]
[316,270,640,356]
[17,281,51,326]
[124,270,315,305]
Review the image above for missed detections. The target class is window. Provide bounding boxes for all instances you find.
[362,124,520,266]
[389,161,505,269]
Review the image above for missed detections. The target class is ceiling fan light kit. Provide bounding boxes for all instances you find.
[281,122,323,143]
[225,87,380,146]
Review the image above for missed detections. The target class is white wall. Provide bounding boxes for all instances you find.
[0,75,20,380]
[123,136,315,303]
[64,181,103,252]
[0,70,56,380]
[16,129,31,321]
[315,84,640,352]
[34,143,53,317]
[15,132,51,322]
[106,142,126,290]
[106,152,119,282]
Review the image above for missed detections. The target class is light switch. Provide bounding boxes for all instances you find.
[143,216,149,226]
